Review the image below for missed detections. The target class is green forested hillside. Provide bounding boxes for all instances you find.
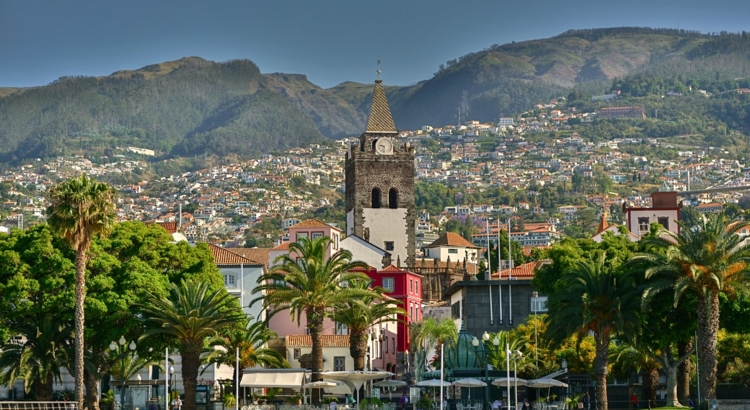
[4,28,750,161]
[0,57,326,161]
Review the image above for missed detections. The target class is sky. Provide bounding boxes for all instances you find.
[2,0,750,89]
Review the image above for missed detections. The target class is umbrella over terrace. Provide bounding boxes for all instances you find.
[321,371,393,403]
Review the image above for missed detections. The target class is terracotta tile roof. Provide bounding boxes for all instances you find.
[365,80,398,134]
[289,219,334,229]
[147,221,178,234]
[380,264,405,273]
[491,260,550,279]
[286,334,350,348]
[208,243,262,266]
[425,232,479,249]
[227,247,270,268]
[272,242,291,250]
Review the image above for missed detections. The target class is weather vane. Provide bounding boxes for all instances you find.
[376,56,381,80]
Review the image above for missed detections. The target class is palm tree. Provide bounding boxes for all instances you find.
[545,251,640,410]
[205,318,289,389]
[411,317,458,373]
[47,174,116,409]
[0,315,73,400]
[252,236,370,404]
[634,214,750,401]
[140,279,245,410]
[331,279,406,370]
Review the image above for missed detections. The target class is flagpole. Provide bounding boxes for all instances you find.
[236,348,240,410]
[487,219,493,324]
[165,348,169,410]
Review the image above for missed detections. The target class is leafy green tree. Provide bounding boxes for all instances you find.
[545,251,641,410]
[46,174,116,409]
[205,318,289,388]
[634,214,750,401]
[252,236,370,404]
[331,279,406,370]
[140,280,244,410]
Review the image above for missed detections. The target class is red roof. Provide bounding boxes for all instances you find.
[272,242,291,250]
[208,243,262,266]
[289,219,336,230]
[425,232,479,249]
[491,260,550,279]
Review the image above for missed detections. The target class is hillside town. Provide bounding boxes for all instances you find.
[3,79,750,410]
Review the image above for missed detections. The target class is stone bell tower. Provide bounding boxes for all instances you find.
[345,69,415,268]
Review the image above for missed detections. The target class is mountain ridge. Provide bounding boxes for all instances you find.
[2,27,750,161]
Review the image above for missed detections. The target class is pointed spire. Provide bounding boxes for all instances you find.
[596,211,609,235]
[365,60,398,134]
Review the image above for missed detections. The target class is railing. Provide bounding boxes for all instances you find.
[0,402,79,410]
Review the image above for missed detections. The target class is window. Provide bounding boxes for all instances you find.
[409,279,413,293]
[415,280,420,296]
[334,356,346,371]
[224,274,236,287]
[657,217,669,230]
[297,232,308,240]
[312,231,323,240]
[335,322,349,335]
[372,188,381,208]
[448,248,458,254]
[638,217,650,232]
[392,337,395,353]
[388,188,399,209]
[294,348,301,360]
[531,296,548,312]
[382,277,395,292]
[385,241,394,251]
[451,301,461,319]
[384,339,388,353]
[410,303,414,319]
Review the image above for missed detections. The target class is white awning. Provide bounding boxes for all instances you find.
[240,369,308,389]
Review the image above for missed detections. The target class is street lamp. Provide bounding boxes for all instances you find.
[512,351,523,410]
[110,336,136,410]
[533,291,538,374]
[561,359,568,400]
[169,366,175,396]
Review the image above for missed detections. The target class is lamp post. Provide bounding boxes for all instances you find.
[511,351,523,410]
[533,291,538,374]
[561,359,568,400]
[169,366,175,397]
[110,336,136,410]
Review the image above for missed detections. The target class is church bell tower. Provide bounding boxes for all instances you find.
[345,67,415,268]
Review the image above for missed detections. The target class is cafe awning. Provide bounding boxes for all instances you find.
[239,368,308,389]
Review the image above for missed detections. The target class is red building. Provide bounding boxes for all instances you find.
[367,265,423,353]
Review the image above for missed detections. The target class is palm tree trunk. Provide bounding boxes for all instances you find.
[641,368,658,408]
[350,331,368,371]
[36,372,55,401]
[182,340,203,410]
[594,333,609,410]
[74,249,87,410]
[677,340,693,404]
[85,367,102,410]
[697,291,720,400]
[308,307,325,405]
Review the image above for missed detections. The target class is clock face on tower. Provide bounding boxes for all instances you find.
[375,138,394,155]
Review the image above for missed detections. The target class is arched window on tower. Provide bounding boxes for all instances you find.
[372,139,378,152]
[371,188,381,208]
[388,188,398,209]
